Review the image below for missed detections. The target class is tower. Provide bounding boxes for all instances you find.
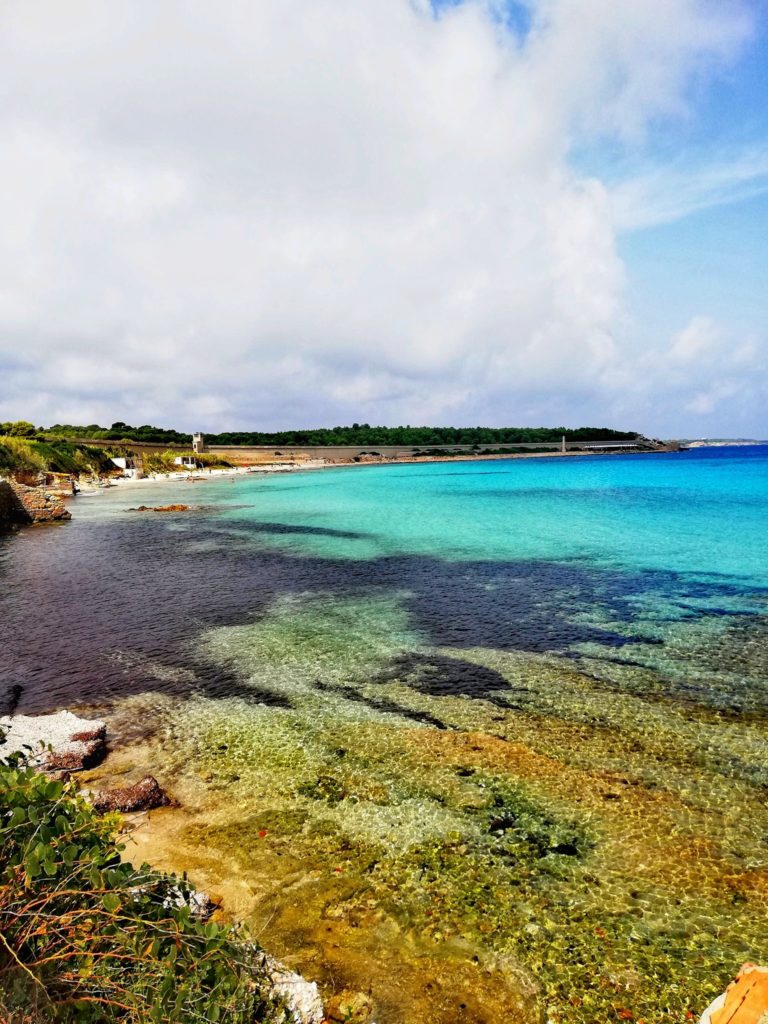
[192,432,205,454]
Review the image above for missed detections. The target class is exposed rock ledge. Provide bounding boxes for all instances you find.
[0,478,71,527]
[0,710,106,770]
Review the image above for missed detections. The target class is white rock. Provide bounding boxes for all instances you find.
[698,992,725,1023]
[258,953,325,1024]
[164,885,216,921]
[0,710,107,771]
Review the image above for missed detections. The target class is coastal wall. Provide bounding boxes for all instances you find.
[205,440,673,464]
[0,481,16,530]
[208,443,550,461]
[64,436,677,466]
[0,478,71,529]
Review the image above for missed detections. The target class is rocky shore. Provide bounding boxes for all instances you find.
[0,709,329,1024]
[0,710,105,770]
[3,706,765,1022]
[0,477,71,529]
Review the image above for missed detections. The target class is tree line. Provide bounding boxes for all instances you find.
[206,424,640,446]
[2,420,641,447]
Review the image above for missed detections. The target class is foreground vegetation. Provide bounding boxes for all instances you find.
[0,432,230,481]
[0,437,115,479]
[0,756,288,1023]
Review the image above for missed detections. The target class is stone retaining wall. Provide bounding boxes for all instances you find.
[0,481,16,530]
[0,478,71,529]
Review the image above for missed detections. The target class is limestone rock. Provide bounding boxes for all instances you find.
[159,885,217,921]
[699,963,768,1023]
[93,775,173,813]
[128,504,192,512]
[255,953,324,1024]
[0,710,106,770]
[0,479,71,528]
[175,887,217,921]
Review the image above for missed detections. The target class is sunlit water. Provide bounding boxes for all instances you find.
[2,447,768,1023]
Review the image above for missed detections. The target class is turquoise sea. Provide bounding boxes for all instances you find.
[2,446,768,1023]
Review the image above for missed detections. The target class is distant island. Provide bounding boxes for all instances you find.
[682,438,766,447]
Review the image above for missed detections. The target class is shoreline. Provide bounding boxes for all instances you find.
[73,443,681,500]
[324,444,680,468]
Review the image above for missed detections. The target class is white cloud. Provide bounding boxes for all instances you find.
[0,0,760,433]
[669,316,720,364]
[686,380,741,415]
[610,145,768,230]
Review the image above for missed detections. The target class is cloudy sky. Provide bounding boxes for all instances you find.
[1,0,766,436]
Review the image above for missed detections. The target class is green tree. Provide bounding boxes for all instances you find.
[2,421,37,437]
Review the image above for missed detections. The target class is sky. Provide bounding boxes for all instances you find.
[0,0,766,437]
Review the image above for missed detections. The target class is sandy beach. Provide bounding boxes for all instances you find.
[77,445,676,501]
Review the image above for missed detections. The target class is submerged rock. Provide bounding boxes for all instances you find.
[0,710,106,771]
[326,989,375,1022]
[93,775,173,813]
[128,504,193,512]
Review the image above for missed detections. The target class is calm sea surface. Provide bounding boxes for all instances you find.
[2,446,768,1023]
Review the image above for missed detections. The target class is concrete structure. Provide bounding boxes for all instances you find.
[205,438,667,464]
[65,435,676,466]
[110,455,141,478]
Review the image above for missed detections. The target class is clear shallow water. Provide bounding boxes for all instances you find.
[2,447,768,1023]
[214,446,768,582]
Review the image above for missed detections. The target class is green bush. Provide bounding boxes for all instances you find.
[0,756,287,1023]
[0,437,116,479]
[0,421,38,438]
[0,437,47,477]
[143,451,231,475]
[30,441,116,477]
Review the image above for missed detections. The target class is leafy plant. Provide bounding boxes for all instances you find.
[142,451,231,474]
[0,756,288,1023]
[0,437,47,477]
[0,421,38,438]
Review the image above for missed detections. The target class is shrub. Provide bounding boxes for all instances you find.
[0,438,47,478]
[0,756,287,1023]
[0,421,38,438]
[143,451,231,475]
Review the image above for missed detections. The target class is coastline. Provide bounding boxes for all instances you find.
[74,443,682,500]
[4,442,679,528]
